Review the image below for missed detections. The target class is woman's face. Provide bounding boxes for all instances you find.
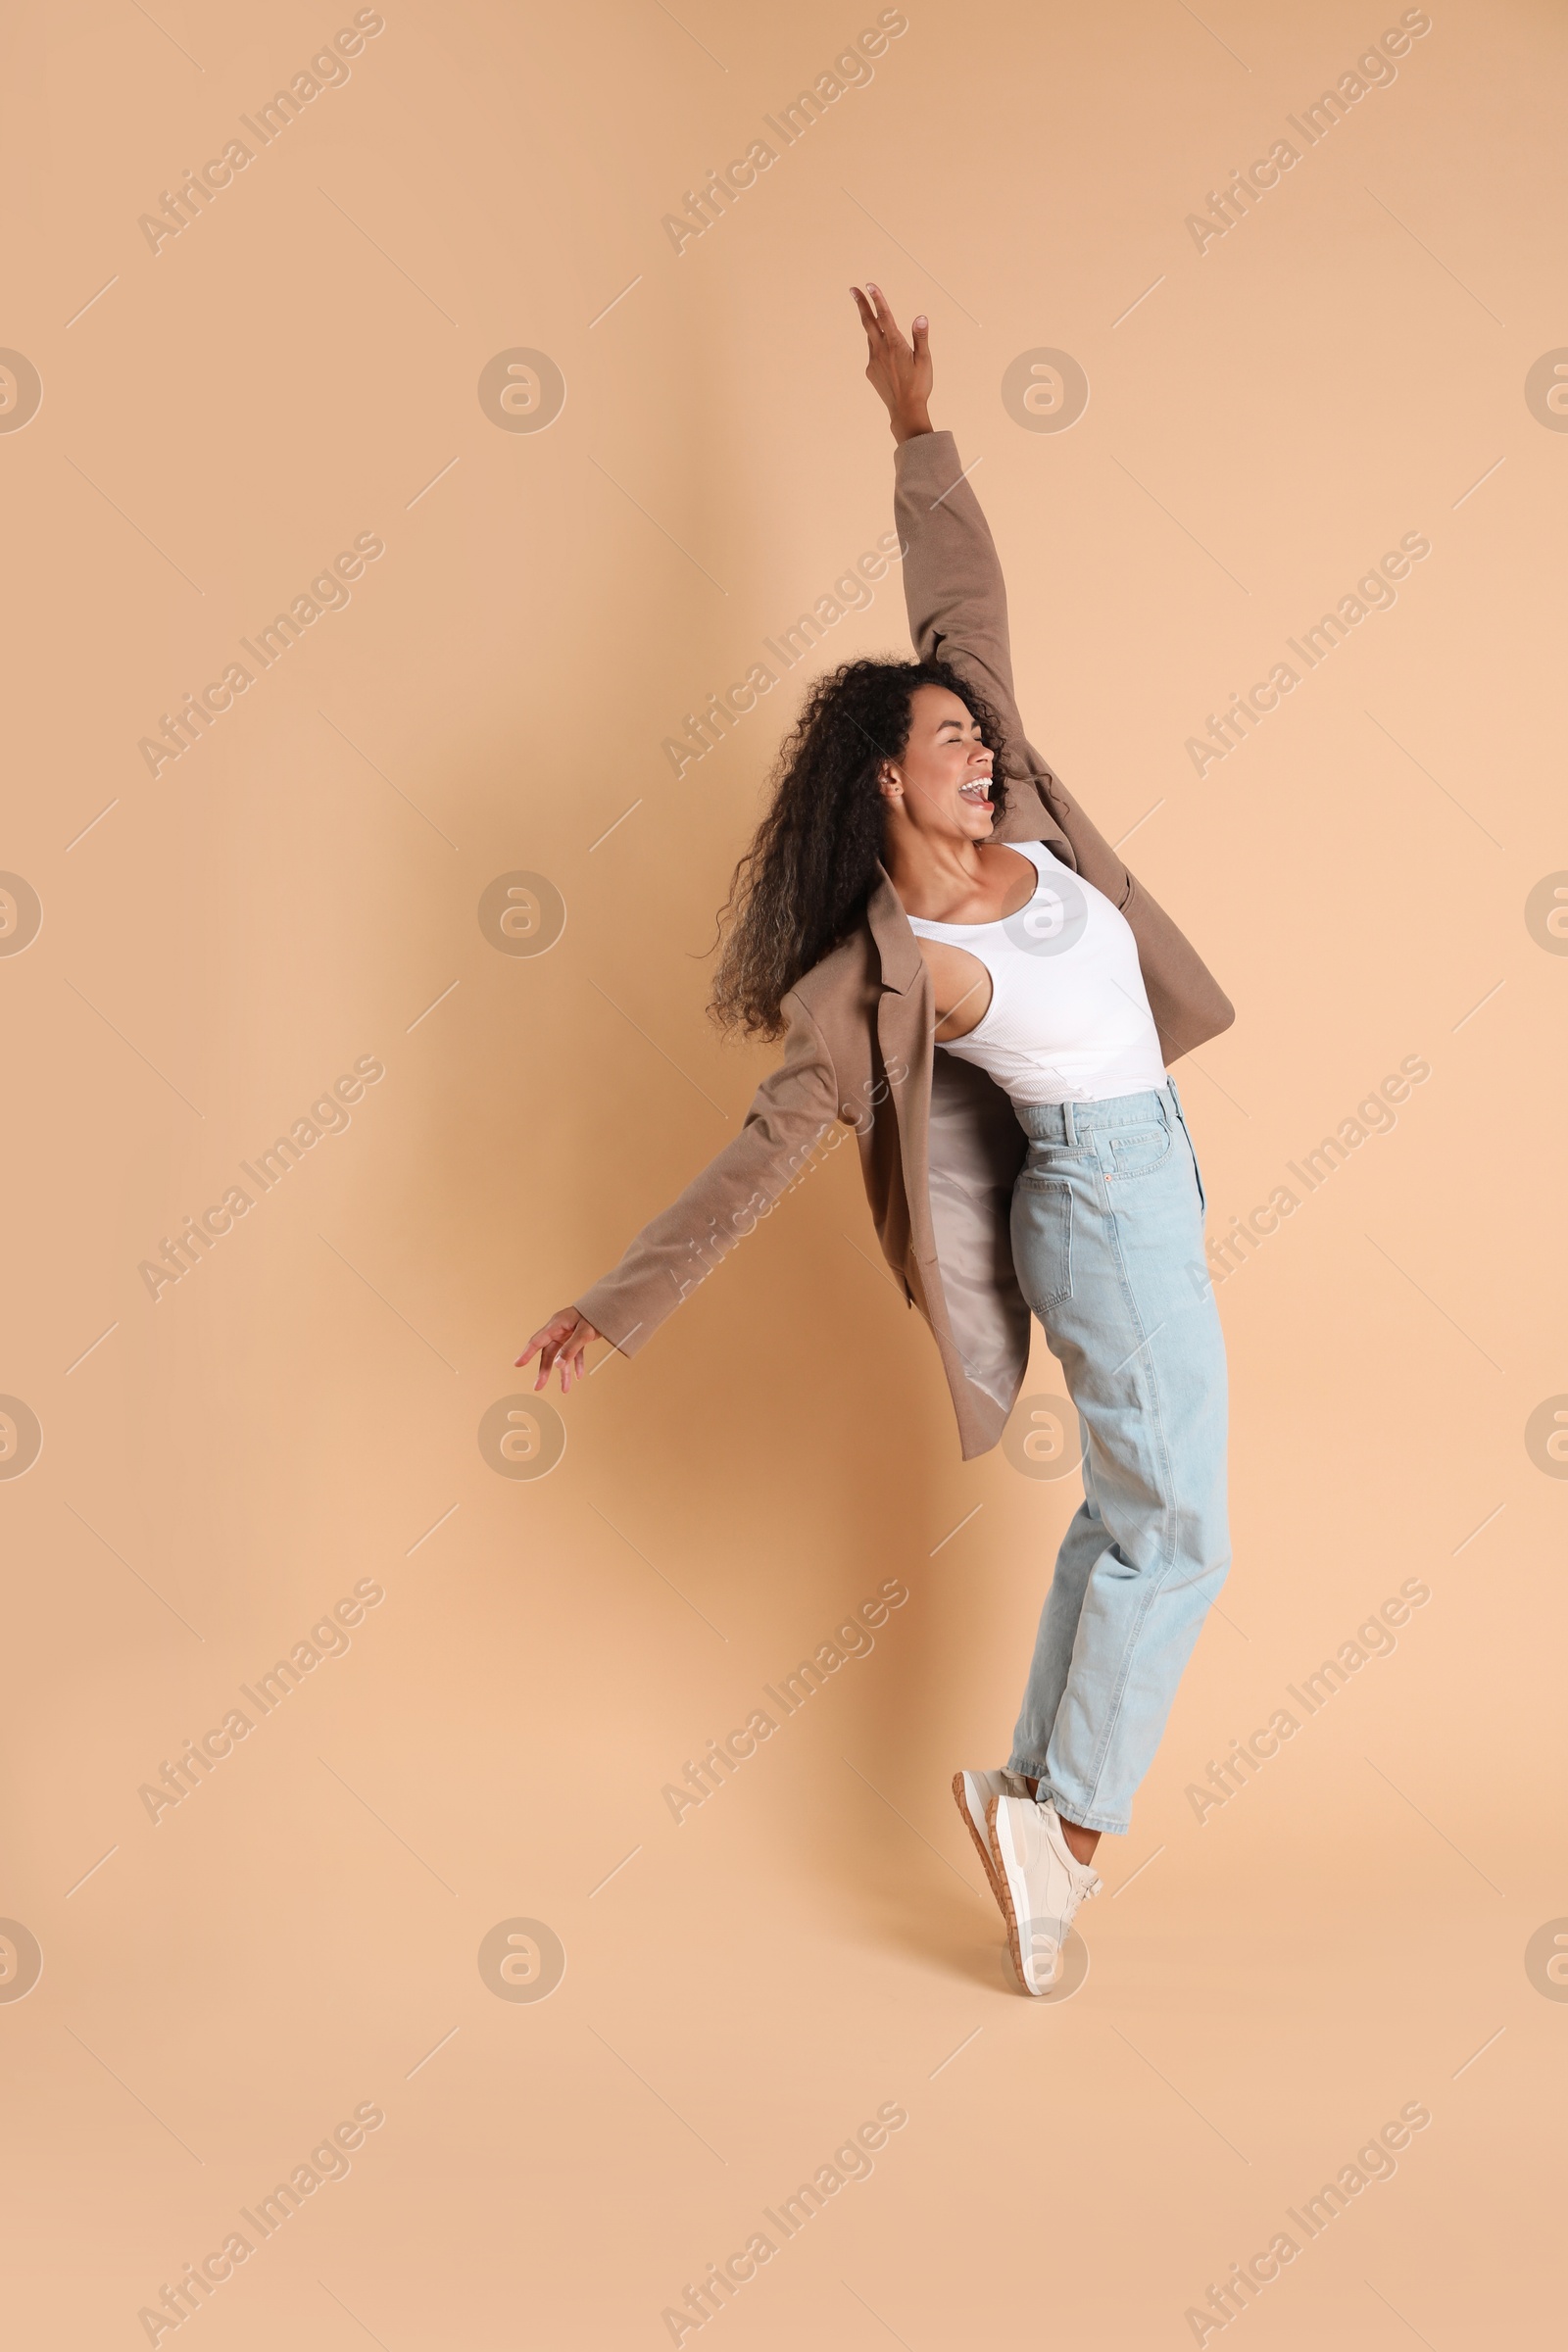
[879,685,995,842]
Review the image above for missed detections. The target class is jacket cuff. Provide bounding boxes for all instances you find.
[893,426,959,491]
[570,1293,654,1359]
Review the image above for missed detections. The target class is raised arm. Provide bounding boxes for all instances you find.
[853,283,1234,1061]
[853,285,1046,826]
[895,429,1043,817]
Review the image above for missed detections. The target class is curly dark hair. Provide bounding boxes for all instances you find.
[708,657,1009,1040]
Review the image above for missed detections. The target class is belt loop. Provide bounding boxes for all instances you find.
[1063,1096,1077,1147]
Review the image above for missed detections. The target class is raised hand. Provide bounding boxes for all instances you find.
[851,282,934,443]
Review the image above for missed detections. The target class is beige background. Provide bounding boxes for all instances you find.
[6,0,1566,2343]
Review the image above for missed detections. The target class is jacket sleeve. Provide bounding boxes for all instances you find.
[572,989,844,1357]
[895,428,1234,1061]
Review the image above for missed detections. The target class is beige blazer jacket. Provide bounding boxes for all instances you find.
[574,431,1234,1458]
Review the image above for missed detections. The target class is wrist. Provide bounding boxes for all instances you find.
[891,406,934,444]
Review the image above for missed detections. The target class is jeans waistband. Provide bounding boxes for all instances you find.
[1013,1078,1180,1146]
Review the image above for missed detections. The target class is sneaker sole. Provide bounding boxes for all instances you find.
[951,1772,1006,1920]
[986,1794,1059,1997]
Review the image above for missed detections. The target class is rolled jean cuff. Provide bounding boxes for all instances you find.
[1004,1760,1127,1838]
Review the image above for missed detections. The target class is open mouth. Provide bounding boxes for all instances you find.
[958,778,993,806]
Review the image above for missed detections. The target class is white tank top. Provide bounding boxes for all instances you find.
[905,839,1167,1106]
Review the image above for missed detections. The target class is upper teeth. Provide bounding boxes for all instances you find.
[961,781,990,797]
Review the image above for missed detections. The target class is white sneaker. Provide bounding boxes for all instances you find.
[986,1791,1102,1995]
[951,1770,1029,1918]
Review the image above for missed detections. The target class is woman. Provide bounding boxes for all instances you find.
[520,287,1234,1994]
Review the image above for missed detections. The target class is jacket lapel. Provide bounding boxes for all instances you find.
[863,866,929,1256]
[864,855,1033,1430]
[863,798,1072,1265]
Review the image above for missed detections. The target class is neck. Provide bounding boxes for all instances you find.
[882,822,993,918]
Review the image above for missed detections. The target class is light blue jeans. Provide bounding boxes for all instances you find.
[1005,1077,1229,1836]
